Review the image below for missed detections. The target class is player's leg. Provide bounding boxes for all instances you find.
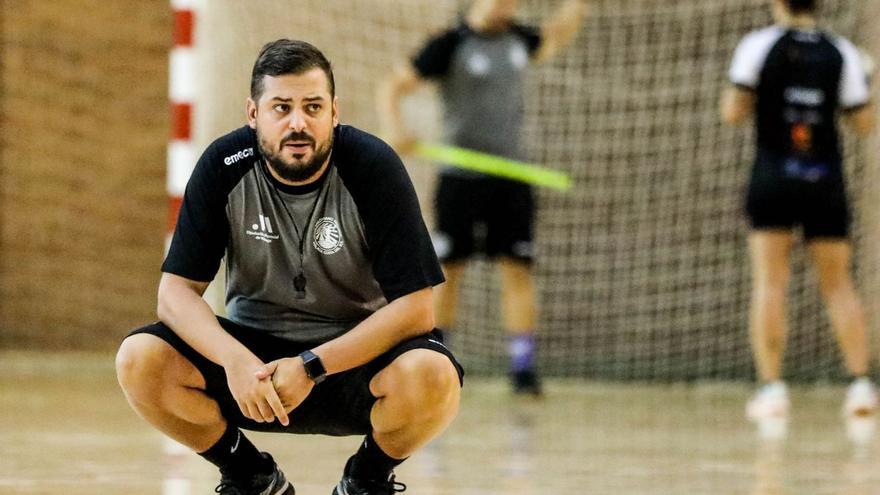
[434,261,466,330]
[486,178,540,394]
[807,239,877,414]
[432,174,477,341]
[116,324,294,494]
[746,230,794,418]
[498,256,541,394]
[808,240,868,376]
[803,179,876,415]
[499,258,536,331]
[334,337,462,494]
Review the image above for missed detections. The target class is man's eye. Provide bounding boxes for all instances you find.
[274,104,289,112]
[307,104,321,112]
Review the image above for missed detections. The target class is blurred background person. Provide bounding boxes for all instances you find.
[721,0,877,419]
[378,0,588,396]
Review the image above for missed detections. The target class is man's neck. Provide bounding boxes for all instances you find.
[779,13,817,29]
[465,11,508,34]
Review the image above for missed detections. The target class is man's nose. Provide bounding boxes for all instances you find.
[288,109,307,132]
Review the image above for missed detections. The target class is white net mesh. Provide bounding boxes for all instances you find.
[199,0,880,380]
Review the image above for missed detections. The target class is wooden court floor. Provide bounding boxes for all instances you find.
[2,350,880,494]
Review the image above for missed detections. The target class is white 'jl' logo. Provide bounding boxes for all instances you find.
[246,214,280,243]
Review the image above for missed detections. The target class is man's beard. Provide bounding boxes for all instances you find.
[258,128,333,183]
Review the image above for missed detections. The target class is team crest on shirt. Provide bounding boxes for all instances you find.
[313,217,343,254]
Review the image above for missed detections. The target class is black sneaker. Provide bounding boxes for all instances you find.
[215,454,295,495]
[332,458,406,495]
[511,369,543,396]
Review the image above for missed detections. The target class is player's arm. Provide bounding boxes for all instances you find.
[723,29,773,126]
[843,104,875,137]
[157,272,289,426]
[376,64,427,155]
[840,45,876,137]
[532,0,588,64]
[837,41,875,137]
[720,85,755,125]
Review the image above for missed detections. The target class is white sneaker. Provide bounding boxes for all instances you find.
[747,382,790,420]
[843,377,878,417]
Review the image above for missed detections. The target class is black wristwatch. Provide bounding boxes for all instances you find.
[299,349,327,384]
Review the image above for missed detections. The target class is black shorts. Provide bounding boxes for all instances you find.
[127,317,463,437]
[745,163,850,239]
[433,175,534,262]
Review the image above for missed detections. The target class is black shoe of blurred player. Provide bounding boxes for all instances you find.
[332,457,406,494]
[511,369,543,396]
[215,453,295,495]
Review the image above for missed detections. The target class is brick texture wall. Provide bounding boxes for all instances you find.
[0,1,170,349]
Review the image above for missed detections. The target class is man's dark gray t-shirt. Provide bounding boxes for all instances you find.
[163,125,443,343]
[413,22,542,176]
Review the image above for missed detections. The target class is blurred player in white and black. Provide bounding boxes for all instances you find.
[721,0,877,420]
[116,39,463,495]
[379,0,587,396]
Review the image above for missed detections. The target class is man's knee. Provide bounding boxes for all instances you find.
[116,333,188,401]
[377,350,460,413]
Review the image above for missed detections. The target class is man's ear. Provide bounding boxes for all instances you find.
[246,97,258,129]
[332,96,339,127]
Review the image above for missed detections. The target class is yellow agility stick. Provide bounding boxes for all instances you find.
[414,142,572,192]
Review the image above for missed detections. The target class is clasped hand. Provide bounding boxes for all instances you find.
[227,356,313,427]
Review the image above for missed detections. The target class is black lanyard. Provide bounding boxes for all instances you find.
[259,161,325,300]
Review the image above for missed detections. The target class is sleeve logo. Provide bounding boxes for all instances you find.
[223,147,254,166]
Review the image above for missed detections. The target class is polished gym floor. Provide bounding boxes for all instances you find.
[2,350,878,494]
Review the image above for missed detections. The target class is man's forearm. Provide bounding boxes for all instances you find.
[310,287,434,375]
[157,274,257,368]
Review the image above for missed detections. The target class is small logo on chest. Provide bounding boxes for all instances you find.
[313,217,343,254]
[246,214,280,243]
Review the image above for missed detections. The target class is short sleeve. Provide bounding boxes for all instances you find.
[834,37,871,109]
[511,23,542,55]
[729,27,784,89]
[334,128,444,301]
[412,27,464,79]
[162,146,230,282]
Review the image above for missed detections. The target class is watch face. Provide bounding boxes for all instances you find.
[302,351,326,383]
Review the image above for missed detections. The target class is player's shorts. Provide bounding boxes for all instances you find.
[126,317,463,436]
[745,158,850,239]
[433,174,534,262]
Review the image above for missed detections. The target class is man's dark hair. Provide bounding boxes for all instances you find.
[250,39,335,101]
[785,0,818,13]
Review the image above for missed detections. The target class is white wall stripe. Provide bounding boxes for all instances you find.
[167,140,196,196]
[169,48,197,102]
[170,0,199,10]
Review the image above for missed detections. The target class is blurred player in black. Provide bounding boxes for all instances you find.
[721,0,876,419]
